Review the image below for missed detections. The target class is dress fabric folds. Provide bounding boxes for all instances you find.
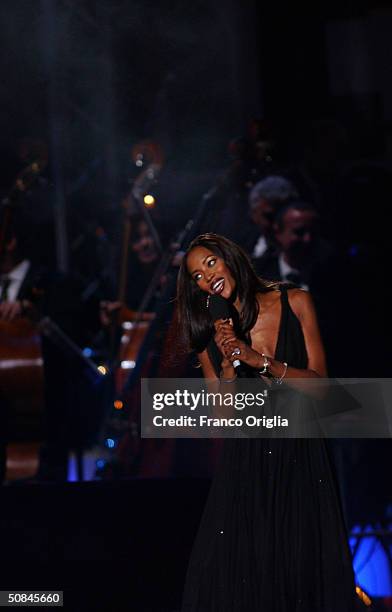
[181,286,358,612]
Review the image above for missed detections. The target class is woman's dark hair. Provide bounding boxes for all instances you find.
[176,233,277,353]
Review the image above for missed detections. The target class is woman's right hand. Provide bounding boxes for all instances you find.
[214,319,236,378]
[214,319,239,379]
[214,318,237,356]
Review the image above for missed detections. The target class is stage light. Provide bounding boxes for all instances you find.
[355,586,372,607]
[121,360,135,369]
[114,400,123,410]
[83,347,93,358]
[96,459,106,469]
[105,438,116,449]
[143,194,155,207]
[351,524,392,598]
[122,321,134,330]
[98,365,108,375]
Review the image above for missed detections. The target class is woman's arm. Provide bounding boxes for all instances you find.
[198,349,237,417]
[198,349,219,380]
[201,288,328,381]
[198,317,240,382]
[263,289,327,380]
[218,289,328,391]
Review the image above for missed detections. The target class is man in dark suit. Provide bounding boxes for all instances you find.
[239,175,299,256]
[252,201,351,375]
[252,200,334,286]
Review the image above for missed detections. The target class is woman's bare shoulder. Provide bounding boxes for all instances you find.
[287,288,316,321]
[256,286,281,308]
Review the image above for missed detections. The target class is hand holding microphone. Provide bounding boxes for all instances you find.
[213,319,242,366]
[208,294,247,375]
[208,294,267,374]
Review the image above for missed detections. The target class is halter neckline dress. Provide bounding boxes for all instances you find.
[181,285,358,612]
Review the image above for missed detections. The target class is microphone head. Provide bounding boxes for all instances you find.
[208,294,231,322]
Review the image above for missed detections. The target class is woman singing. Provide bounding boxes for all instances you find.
[176,233,361,611]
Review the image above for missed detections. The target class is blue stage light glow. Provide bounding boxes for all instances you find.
[105,438,116,449]
[350,524,392,597]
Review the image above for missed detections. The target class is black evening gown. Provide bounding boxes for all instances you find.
[181,286,358,612]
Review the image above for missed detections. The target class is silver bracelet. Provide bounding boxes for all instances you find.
[258,353,271,375]
[274,361,288,385]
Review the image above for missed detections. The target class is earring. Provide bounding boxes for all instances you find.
[206,294,210,308]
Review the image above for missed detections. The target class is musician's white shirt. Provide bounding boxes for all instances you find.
[0,259,30,302]
[252,235,268,258]
[278,254,309,291]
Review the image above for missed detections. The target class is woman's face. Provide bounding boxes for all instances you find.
[186,245,236,299]
[131,221,158,265]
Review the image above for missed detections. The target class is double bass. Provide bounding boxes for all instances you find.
[108,140,164,389]
[0,151,48,448]
[100,141,182,477]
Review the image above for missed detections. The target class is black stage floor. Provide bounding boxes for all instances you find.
[0,479,210,612]
[0,479,390,612]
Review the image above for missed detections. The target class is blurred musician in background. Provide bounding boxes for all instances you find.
[99,213,163,327]
[242,175,299,257]
[0,216,103,483]
[0,219,36,319]
[0,215,40,483]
